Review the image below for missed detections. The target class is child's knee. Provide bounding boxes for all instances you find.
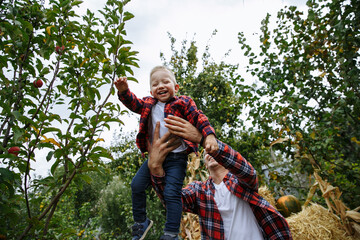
[131,178,146,192]
[163,185,181,200]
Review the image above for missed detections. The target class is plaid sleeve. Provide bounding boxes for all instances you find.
[211,140,258,191]
[118,89,144,114]
[181,181,202,214]
[150,174,166,207]
[255,207,293,240]
[180,96,216,137]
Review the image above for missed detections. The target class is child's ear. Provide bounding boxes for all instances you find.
[175,84,180,93]
[150,90,153,96]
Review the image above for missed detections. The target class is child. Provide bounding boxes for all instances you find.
[115,66,217,240]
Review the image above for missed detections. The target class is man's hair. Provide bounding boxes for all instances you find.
[150,65,177,85]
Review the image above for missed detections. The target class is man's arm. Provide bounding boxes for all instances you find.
[148,120,199,213]
[147,121,181,176]
[164,115,203,145]
[165,115,258,190]
[179,97,218,153]
[211,140,258,191]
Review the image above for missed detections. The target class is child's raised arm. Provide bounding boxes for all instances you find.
[114,76,129,94]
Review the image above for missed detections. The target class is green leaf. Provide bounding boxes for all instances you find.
[50,159,60,176]
[123,11,134,22]
[71,0,83,6]
[73,124,84,135]
[42,127,61,135]
[79,174,92,184]
[12,111,21,120]
[46,151,54,161]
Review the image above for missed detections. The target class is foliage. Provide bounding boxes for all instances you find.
[108,128,143,183]
[0,0,138,238]
[97,175,165,239]
[1,0,358,238]
[108,130,166,238]
[97,176,133,238]
[237,0,360,208]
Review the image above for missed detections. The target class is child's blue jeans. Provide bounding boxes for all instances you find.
[131,152,188,233]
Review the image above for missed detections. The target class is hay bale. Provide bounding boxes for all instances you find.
[258,185,276,207]
[287,203,356,240]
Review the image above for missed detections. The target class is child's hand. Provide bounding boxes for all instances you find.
[204,134,218,154]
[114,76,129,94]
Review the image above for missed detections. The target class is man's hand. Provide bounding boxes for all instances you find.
[114,76,129,94]
[204,134,219,154]
[147,121,181,176]
[165,115,219,153]
[164,115,202,144]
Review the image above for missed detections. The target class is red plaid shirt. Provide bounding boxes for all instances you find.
[118,89,215,154]
[151,140,292,240]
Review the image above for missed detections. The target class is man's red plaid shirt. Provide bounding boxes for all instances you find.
[151,140,293,240]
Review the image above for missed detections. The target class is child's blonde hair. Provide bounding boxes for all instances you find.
[150,66,177,85]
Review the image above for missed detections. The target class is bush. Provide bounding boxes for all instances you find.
[97,176,166,239]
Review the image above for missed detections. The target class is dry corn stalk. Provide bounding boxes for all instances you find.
[303,181,318,207]
[307,171,360,237]
[180,152,206,240]
[180,213,201,240]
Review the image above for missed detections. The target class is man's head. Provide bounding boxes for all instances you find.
[204,152,217,169]
[203,151,228,176]
[150,66,179,103]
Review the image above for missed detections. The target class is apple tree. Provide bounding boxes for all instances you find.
[0,0,138,238]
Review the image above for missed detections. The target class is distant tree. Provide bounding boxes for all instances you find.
[0,0,137,238]
[238,0,360,208]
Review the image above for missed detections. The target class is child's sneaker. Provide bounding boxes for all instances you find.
[131,218,153,240]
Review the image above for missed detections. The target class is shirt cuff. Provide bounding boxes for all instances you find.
[151,173,165,184]
[117,88,130,98]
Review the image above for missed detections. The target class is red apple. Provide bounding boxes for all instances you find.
[33,79,43,88]
[55,45,65,55]
[8,146,20,156]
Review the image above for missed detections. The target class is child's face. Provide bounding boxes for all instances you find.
[150,69,179,103]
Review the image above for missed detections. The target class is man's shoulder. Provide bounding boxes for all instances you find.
[186,179,212,191]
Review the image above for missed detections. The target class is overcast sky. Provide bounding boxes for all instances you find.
[82,0,308,95]
[32,0,308,176]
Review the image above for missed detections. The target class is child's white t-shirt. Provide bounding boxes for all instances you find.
[151,101,187,153]
[214,181,264,240]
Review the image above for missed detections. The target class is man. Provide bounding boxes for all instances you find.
[148,115,292,240]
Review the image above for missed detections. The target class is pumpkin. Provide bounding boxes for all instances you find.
[276,195,302,218]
